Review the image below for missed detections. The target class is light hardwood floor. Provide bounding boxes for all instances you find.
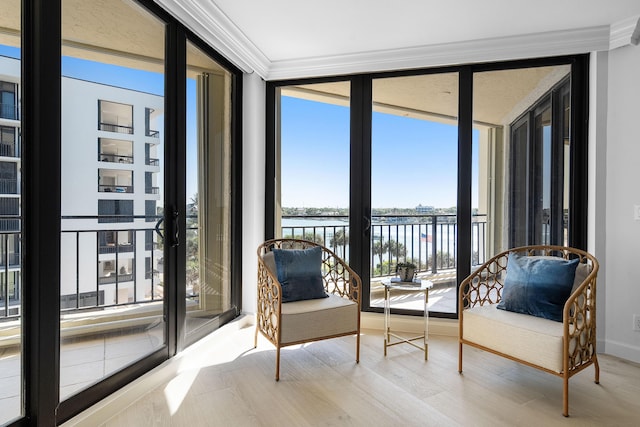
[100,323,640,427]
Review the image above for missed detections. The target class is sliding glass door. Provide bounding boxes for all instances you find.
[60,0,167,400]
[369,72,459,315]
[269,57,587,319]
[0,0,243,423]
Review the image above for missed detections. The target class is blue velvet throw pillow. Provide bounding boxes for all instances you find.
[272,246,327,303]
[497,253,579,322]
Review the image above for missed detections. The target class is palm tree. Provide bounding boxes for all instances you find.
[330,229,349,257]
[372,237,406,276]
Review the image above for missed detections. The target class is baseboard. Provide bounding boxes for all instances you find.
[603,338,640,364]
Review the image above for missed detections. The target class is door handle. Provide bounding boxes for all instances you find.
[364,215,371,233]
[154,217,164,240]
[170,209,179,248]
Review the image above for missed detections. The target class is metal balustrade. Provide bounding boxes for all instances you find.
[281,214,488,278]
[0,179,17,194]
[98,122,134,134]
[0,141,18,157]
[98,184,133,193]
[0,221,163,318]
[98,153,134,164]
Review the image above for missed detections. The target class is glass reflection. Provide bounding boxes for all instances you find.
[59,0,165,399]
[0,0,22,422]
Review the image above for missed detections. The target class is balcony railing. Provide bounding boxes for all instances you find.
[145,157,159,166]
[1,217,170,319]
[281,214,488,277]
[0,219,20,232]
[145,186,160,195]
[99,242,134,254]
[146,129,159,138]
[98,273,134,284]
[99,122,134,134]
[98,184,133,193]
[0,179,17,194]
[0,231,21,318]
[99,153,134,164]
[0,141,19,158]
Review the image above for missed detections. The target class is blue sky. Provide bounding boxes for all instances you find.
[1,45,200,201]
[281,96,479,209]
[2,43,479,210]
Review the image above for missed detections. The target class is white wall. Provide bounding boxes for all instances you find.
[604,43,640,363]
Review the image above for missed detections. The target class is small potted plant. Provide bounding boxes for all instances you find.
[396,261,417,282]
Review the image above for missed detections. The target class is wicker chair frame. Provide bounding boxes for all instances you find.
[458,245,599,417]
[255,238,361,381]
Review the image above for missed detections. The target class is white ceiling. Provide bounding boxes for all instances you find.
[212,0,640,62]
[159,1,640,79]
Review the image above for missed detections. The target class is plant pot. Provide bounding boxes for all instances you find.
[397,267,415,282]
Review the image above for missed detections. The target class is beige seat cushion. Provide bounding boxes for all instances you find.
[463,304,564,372]
[280,294,358,345]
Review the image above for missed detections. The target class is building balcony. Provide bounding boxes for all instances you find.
[98,242,134,254]
[98,272,134,284]
[99,122,134,134]
[0,142,19,158]
[145,157,159,166]
[99,153,134,164]
[0,179,17,194]
[99,184,133,193]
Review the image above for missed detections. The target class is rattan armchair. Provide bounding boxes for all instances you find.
[459,245,599,417]
[255,238,361,380]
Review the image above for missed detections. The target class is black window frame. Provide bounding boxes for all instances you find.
[508,77,573,248]
[266,54,589,320]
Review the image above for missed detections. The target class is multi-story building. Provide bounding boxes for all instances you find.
[0,54,164,314]
[0,56,20,317]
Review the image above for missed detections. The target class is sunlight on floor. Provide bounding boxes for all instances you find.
[163,368,200,415]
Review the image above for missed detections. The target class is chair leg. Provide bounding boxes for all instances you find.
[458,342,463,373]
[275,346,281,381]
[563,374,569,417]
[254,325,258,348]
[594,355,600,384]
[356,332,360,363]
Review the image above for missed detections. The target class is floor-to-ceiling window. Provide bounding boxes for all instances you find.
[267,56,588,319]
[0,0,242,423]
[59,0,166,401]
[0,1,21,423]
[274,81,351,250]
[369,72,459,315]
[183,39,237,345]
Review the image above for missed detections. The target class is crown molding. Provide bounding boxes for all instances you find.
[154,2,637,81]
[153,0,270,77]
[266,26,611,80]
[610,14,640,49]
